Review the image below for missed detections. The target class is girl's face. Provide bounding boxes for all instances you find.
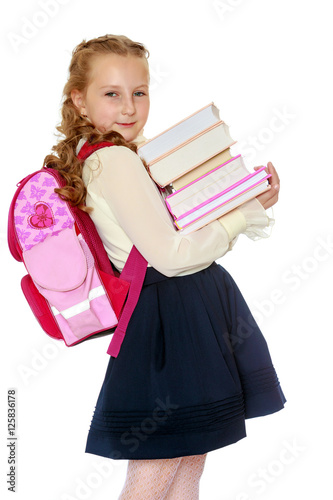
[72,53,150,142]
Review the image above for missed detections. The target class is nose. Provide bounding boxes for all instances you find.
[121,95,135,116]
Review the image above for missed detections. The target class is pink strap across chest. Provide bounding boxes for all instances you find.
[78,140,148,357]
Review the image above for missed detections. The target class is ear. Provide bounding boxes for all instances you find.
[71,89,87,116]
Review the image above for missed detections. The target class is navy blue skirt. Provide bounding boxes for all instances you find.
[85,263,286,460]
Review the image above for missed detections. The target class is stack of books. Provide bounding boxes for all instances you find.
[138,103,271,234]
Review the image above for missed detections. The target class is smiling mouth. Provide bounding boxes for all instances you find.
[116,122,136,127]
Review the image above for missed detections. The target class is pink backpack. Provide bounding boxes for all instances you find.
[7,141,147,357]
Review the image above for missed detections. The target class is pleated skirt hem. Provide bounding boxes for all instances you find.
[86,420,246,460]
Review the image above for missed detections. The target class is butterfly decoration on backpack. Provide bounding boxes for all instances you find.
[7,142,147,357]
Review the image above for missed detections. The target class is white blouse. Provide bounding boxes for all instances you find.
[81,138,273,277]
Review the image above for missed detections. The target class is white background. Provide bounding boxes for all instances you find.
[1,0,332,498]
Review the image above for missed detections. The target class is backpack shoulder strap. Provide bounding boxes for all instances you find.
[77,140,148,357]
[77,140,114,161]
[107,246,147,357]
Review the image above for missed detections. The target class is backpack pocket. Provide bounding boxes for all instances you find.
[23,226,118,346]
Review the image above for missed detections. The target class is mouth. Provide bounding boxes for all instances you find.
[116,122,136,128]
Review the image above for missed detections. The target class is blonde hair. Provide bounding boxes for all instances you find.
[44,34,149,210]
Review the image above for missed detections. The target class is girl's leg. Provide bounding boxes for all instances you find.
[118,457,181,500]
[164,454,207,500]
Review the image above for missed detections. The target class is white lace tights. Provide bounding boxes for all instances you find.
[118,454,207,500]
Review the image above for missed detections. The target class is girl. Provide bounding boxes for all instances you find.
[45,34,285,499]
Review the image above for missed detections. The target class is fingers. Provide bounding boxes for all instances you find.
[256,188,279,209]
[267,162,280,191]
[254,162,279,185]
[255,162,280,209]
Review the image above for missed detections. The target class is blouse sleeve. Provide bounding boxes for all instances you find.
[217,198,274,241]
[85,146,271,277]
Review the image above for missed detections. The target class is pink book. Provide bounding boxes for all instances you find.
[166,154,252,218]
[174,169,271,233]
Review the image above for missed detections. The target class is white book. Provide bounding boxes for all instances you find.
[143,121,235,187]
[138,102,221,164]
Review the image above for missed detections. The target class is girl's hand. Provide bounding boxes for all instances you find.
[255,162,280,210]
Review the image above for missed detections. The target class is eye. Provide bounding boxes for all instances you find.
[105,92,117,97]
[134,91,145,97]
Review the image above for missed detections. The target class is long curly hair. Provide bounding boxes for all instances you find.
[44,34,149,211]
